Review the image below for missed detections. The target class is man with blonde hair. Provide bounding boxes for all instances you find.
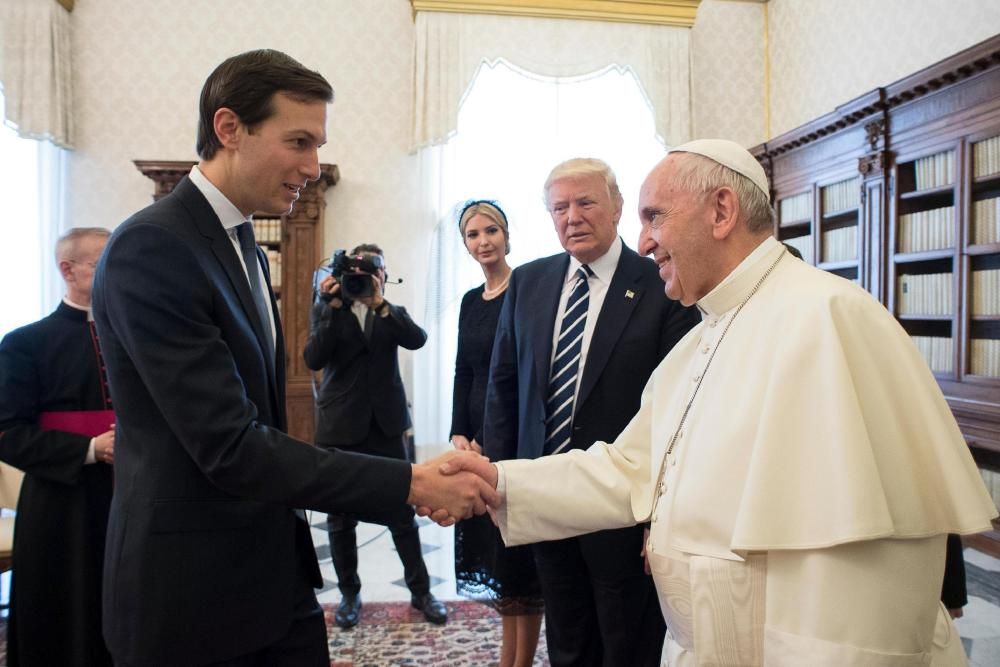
[482,158,699,665]
[0,226,116,666]
[446,140,998,665]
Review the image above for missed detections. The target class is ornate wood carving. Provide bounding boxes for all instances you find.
[857,150,890,176]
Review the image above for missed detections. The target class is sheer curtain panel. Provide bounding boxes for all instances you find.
[0,0,74,148]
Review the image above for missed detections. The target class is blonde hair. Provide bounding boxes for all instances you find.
[458,200,510,254]
[55,227,110,265]
[543,158,623,211]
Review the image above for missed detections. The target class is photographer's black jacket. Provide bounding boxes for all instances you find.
[303,300,426,446]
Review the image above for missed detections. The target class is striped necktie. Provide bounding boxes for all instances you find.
[544,264,593,455]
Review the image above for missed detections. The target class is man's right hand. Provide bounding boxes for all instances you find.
[94,425,115,465]
[319,275,343,309]
[408,450,500,527]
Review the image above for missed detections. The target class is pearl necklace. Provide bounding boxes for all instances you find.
[482,271,511,300]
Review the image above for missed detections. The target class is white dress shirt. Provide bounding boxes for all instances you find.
[188,166,277,352]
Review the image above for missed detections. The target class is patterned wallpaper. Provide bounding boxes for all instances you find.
[691,0,767,148]
[768,0,1000,138]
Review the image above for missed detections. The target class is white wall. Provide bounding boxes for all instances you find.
[767,0,1000,138]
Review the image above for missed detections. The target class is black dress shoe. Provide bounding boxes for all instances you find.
[335,592,362,629]
[411,592,448,625]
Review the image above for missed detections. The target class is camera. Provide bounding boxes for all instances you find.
[325,249,384,301]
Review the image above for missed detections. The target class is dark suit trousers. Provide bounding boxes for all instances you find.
[533,525,665,667]
[322,419,430,598]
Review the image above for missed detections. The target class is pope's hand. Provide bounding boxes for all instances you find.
[408,450,499,527]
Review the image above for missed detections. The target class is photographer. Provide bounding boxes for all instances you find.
[303,243,447,629]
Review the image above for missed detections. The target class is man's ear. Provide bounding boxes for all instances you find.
[710,187,741,241]
[213,107,243,150]
[58,260,74,283]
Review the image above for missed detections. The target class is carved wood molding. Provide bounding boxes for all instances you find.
[410,0,701,27]
[857,150,890,177]
[134,160,195,201]
[753,34,1000,161]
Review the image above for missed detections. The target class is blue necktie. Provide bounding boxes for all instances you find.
[235,222,275,368]
[544,265,592,455]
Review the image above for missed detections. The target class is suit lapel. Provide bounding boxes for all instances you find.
[577,245,644,407]
[531,255,571,394]
[174,177,282,408]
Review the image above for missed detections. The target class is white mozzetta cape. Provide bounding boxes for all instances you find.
[500,237,997,559]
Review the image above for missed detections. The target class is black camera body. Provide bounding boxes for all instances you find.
[327,249,384,301]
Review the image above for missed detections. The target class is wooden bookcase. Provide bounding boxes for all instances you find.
[133,160,339,443]
[752,34,1000,499]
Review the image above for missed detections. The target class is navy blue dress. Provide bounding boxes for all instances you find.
[451,285,543,614]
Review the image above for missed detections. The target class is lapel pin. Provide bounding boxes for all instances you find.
[625,290,635,299]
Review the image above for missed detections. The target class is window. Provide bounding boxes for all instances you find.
[0,96,44,337]
[414,60,667,450]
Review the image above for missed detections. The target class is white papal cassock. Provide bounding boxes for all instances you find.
[497,236,997,666]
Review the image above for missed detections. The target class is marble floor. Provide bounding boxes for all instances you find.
[304,509,1000,666]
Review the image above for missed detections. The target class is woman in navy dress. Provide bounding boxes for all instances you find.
[451,200,543,667]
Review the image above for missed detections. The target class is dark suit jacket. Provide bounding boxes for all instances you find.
[92,176,412,666]
[303,300,426,447]
[484,242,699,461]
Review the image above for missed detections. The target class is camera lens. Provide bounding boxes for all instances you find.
[342,274,373,300]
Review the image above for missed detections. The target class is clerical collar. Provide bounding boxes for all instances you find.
[566,235,622,286]
[62,296,94,321]
[697,236,783,318]
[189,164,252,233]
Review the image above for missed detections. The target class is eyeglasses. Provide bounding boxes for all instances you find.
[68,259,99,269]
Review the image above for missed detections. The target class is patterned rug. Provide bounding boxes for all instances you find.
[0,601,548,665]
[327,600,549,666]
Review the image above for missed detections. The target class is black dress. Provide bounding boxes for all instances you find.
[0,302,114,666]
[451,285,543,615]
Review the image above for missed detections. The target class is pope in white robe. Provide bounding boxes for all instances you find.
[440,140,998,666]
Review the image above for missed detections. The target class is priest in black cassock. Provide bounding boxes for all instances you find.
[0,227,115,667]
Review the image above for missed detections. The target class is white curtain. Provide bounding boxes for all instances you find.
[0,0,74,148]
[411,11,692,152]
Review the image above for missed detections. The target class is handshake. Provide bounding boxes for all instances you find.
[406,450,501,527]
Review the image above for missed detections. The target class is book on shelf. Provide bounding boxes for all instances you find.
[821,226,858,263]
[909,335,953,373]
[821,177,861,215]
[898,206,955,253]
[896,272,953,316]
[973,135,1000,179]
[266,249,282,288]
[252,217,282,244]
[913,150,954,191]
[970,338,1000,377]
[972,269,1000,316]
[783,235,813,264]
[972,196,1000,246]
[779,191,812,226]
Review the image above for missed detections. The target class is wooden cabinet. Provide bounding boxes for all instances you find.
[752,35,1000,467]
[134,160,339,443]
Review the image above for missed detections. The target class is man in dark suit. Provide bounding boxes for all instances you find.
[483,158,700,667]
[92,49,494,667]
[304,243,446,629]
